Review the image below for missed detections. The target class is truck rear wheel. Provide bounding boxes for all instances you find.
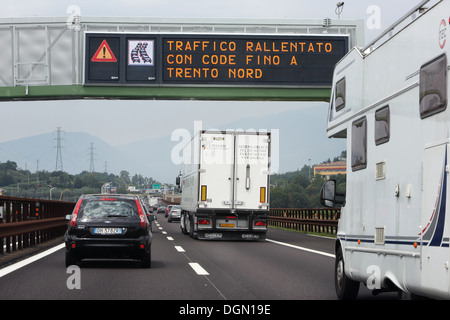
[335,246,359,300]
[189,216,198,239]
[181,213,188,234]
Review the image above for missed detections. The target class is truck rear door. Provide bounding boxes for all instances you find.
[234,132,270,210]
[198,131,234,209]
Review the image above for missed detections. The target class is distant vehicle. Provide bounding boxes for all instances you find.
[157,206,166,214]
[165,205,174,218]
[148,196,159,210]
[177,130,271,240]
[321,0,450,299]
[65,194,156,268]
[168,205,181,223]
[139,197,156,232]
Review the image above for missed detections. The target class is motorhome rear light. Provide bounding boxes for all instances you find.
[198,219,210,225]
[260,187,266,203]
[254,221,267,226]
[135,199,147,228]
[70,198,83,227]
[201,185,207,202]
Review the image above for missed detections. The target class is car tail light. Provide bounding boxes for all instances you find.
[70,198,83,227]
[135,199,147,228]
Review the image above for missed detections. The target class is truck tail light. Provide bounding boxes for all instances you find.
[197,219,210,225]
[70,198,83,227]
[254,220,267,227]
[135,199,147,228]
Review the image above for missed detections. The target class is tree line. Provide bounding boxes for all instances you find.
[1,149,347,207]
[0,161,161,202]
[270,153,346,209]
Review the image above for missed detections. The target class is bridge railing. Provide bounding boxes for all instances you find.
[0,195,75,255]
[269,208,340,235]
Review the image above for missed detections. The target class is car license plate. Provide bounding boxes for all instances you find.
[220,223,234,228]
[94,227,123,235]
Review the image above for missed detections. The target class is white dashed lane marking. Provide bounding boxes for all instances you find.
[174,246,185,252]
[189,262,209,275]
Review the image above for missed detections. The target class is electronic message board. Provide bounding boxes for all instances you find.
[85,33,348,87]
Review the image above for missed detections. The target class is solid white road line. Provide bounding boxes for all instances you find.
[266,239,335,258]
[0,243,65,278]
[189,262,209,275]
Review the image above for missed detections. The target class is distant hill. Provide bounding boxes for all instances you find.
[0,131,139,178]
[0,106,346,183]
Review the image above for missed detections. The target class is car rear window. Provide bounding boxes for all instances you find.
[79,198,138,219]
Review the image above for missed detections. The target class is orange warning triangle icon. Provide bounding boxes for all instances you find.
[91,40,117,62]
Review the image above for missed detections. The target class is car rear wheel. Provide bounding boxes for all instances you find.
[65,250,79,267]
[141,247,151,268]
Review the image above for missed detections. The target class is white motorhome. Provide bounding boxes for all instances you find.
[176,130,271,240]
[321,0,450,299]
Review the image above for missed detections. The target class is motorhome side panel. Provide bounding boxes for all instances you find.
[326,0,450,299]
[327,48,365,138]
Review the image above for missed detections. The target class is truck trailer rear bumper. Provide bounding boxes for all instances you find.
[196,230,267,241]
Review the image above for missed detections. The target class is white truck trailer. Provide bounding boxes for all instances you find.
[321,0,450,299]
[176,130,271,240]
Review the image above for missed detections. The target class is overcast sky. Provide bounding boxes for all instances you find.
[0,0,424,174]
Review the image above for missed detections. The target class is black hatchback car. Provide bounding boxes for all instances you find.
[65,194,156,268]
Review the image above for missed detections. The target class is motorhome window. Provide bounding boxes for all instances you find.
[351,117,367,171]
[419,54,447,119]
[375,105,390,145]
[335,78,346,111]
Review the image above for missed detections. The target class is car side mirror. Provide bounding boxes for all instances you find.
[320,180,345,208]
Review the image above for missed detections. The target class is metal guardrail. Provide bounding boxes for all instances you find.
[269,208,340,235]
[0,196,75,255]
[0,197,339,257]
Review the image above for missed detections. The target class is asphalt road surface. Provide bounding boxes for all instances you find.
[0,213,398,304]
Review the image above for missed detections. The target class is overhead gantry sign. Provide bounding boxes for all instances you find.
[85,33,348,88]
[0,17,362,101]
